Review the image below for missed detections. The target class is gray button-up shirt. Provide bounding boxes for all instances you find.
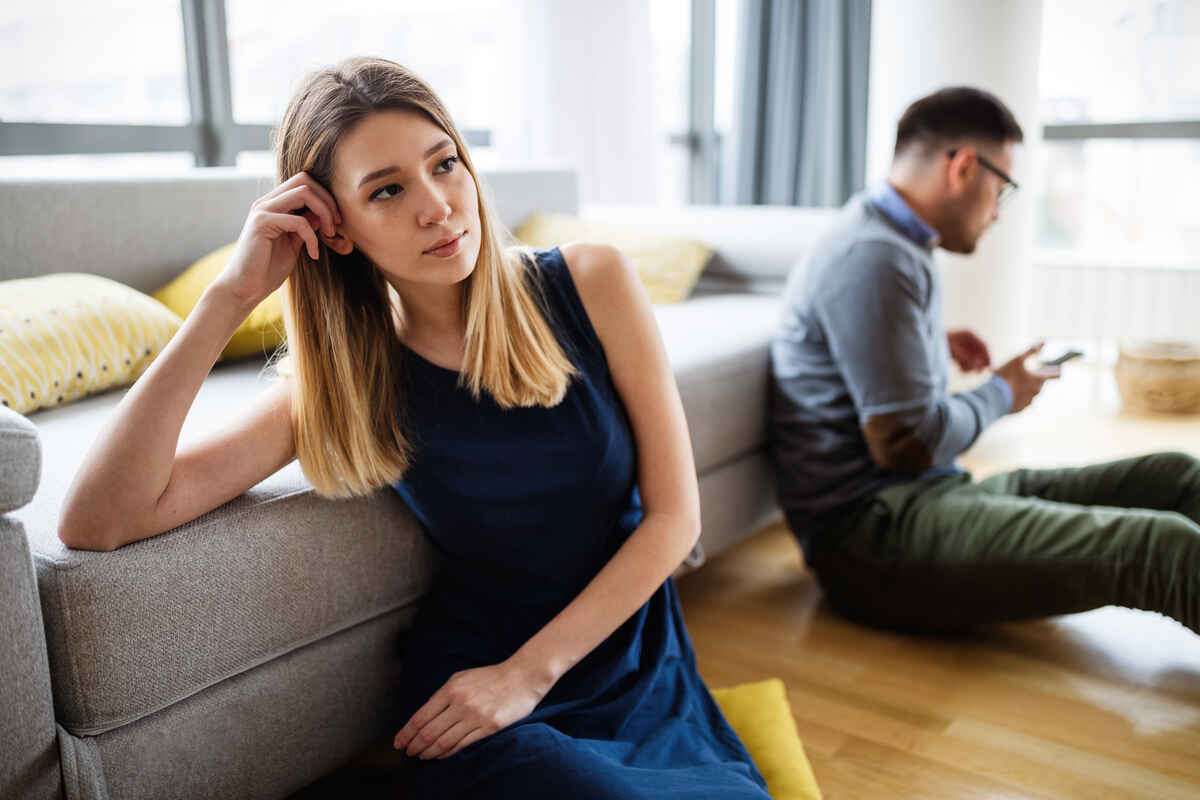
[769,184,1011,550]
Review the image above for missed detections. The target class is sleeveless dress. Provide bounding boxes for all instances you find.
[391,247,769,799]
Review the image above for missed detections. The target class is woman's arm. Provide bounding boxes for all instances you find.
[394,242,701,759]
[59,170,339,550]
[59,284,268,549]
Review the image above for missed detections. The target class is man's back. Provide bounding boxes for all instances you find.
[769,189,964,546]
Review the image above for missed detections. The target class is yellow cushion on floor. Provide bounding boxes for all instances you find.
[152,242,285,362]
[711,678,822,800]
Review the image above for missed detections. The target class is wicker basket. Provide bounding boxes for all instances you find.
[1114,341,1200,414]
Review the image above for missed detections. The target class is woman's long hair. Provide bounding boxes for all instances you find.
[269,56,578,499]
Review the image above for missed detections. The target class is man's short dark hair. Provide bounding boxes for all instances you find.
[894,87,1024,158]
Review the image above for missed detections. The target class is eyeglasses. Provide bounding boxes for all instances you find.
[947,148,1020,210]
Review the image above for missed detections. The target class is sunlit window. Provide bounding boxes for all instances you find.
[1036,0,1199,266]
[226,0,513,137]
[0,0,189,125]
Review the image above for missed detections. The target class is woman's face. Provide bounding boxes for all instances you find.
[324,108,481,287]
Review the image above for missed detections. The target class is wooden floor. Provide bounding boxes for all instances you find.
[679,360,1200,799]
[679,521,1200,799]
[293,361,1200,798]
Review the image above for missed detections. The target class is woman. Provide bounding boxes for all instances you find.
[60,56,768,798]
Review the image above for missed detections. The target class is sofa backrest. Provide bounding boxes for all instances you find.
[582,203,842,295]
[0,166,579,294]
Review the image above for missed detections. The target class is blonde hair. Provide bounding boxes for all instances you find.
[269,56,578,499]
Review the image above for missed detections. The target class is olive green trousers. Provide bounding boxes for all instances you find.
[803,451,1200,634]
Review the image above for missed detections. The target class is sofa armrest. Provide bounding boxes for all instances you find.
[0,406,41,513]
[0,515,63,799]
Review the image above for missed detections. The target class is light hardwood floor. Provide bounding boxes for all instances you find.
[293,361,1200,798]
[678,361,1200,799]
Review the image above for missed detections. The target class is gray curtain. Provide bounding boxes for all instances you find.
[734,0,872,207]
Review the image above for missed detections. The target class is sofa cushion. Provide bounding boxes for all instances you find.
[583,203,837,295]
[652,294,782,473]
[15,357,441,736]
[0,273,184,414]
[711,678,823,800]
[152,241,286,362]
[513,212,713,303]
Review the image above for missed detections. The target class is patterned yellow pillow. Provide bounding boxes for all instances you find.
[152,242,284,362]
[712,678,823,800]
[513,213,713,303]
[0,273,183,415]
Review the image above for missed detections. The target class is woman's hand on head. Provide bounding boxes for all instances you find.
[392,659,554,761]
[214,171,344,308]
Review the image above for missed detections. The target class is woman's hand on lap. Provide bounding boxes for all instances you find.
[394,659,554,760]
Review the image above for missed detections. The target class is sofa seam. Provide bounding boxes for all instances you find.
[53,554,93,730]
[87,728,111,799]
[55,724,78,792]
[59,594,428,737]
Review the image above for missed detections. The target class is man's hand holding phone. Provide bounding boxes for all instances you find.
[1035,349,1083,376]
[993,341,1064,414]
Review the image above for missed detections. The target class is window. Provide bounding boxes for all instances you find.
[0,152,196,177]
[650,0,691,205]
[0,1,501,175]
[1037,139,1199,265]
[657,0,742,205]
[0,0,189,126]
[1041,0,1198,124]
[1036,0,1200,266]
[225,0,511,136]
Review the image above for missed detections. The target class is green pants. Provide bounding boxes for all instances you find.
[804,451,1200,634]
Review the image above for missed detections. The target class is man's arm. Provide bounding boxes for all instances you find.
[817,241,1011,474]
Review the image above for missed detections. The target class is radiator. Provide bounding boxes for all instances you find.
[1031,263,1200,343]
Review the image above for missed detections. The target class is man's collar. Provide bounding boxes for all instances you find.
[868,181,941,251]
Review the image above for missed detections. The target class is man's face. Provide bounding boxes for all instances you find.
[941,140,1017,254]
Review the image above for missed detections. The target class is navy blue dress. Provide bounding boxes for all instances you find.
[391,247,769,799]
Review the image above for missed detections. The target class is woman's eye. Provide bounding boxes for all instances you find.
[371,183,402,201]
[435,156,459,174]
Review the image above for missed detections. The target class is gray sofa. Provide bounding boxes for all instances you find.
[0,167,838,800]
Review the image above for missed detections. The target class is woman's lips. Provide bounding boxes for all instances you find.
[424,231,466,258]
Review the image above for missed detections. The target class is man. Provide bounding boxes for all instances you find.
[769,86,1200,635]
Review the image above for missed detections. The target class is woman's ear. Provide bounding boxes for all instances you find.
[322,229,355,256]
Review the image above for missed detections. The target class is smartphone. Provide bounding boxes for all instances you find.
[1040,349,1084,368]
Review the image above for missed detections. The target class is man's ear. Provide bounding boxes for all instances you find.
[945,147,976,197]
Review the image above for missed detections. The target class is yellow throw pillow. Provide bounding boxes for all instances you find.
[513,212,712,303]
[0,273,183,415]
[152,242,284,362]
[712,678,823,800]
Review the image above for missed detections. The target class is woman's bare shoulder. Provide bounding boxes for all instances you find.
[557,241,644,348]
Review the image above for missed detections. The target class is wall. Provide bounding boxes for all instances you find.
[494,0,665,206]
[865,0,1045,358]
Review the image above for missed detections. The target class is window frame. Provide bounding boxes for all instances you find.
[0,0,490,168]
[1044,121,1200,141]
